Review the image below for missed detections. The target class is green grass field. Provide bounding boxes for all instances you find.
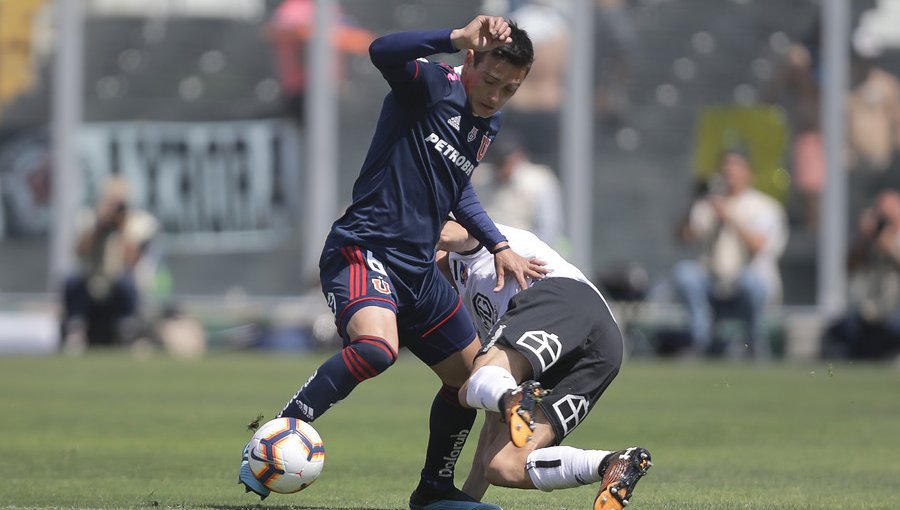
[2,351,899,509]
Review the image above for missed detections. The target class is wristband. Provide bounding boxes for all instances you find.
[490,244,511,255]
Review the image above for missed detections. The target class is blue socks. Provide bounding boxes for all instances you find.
[417,384,476,493]
[278,336,397,421]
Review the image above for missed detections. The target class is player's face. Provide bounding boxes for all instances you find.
[462,51,529,118]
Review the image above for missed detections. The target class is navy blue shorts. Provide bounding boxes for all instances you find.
[319,243,477,366]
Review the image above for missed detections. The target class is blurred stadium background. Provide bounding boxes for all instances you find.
[1,0,899,359]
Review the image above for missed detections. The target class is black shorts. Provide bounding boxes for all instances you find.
[481,278,623,443]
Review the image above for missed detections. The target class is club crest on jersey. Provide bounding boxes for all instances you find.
[371,278,391,295]
[467,126,479,143]
[473,292,496,333]
[476,135,492,162]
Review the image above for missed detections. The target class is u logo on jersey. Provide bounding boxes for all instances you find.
[476,135,492,162]
[371,278,391,295]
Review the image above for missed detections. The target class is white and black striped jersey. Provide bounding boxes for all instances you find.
[447,224,611,340]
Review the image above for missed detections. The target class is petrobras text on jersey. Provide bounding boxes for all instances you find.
[424,132,475,176]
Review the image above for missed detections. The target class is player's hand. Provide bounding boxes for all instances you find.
[451,15,513,52]
[492,245,549,292]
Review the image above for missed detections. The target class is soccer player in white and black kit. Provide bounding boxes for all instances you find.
[437,220,652,510]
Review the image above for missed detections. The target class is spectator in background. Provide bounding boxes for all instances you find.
[472,131,566,251]
[594,0,637,130]
[846,49,900,175]
[764,22,823,231]
[483,0,569,165]
[504,1,568,114]
[266,0,373,125]
[60,176,159,350]
[822,190,900,360]
[671,148,788,360]
[768,23,900,230]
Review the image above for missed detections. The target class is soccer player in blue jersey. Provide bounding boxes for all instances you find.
[238,14,544,510]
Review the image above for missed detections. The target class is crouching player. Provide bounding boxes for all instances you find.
[436,221,652,510]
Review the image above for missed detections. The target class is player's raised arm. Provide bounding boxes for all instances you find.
[368,29,455,83]
[369,15,513,84]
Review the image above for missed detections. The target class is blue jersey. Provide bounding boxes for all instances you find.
[325,29,505,275]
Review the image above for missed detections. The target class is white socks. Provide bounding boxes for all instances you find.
[465,365,517,411]
[468,366,612,492]
[526,446,611,491]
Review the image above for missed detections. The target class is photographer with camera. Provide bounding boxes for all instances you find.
[61,177,159,350]
[670,147,789,360]
[823,190,900,359]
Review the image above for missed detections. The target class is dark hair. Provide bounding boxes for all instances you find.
[472,21,534,69]
[718,141,751,167]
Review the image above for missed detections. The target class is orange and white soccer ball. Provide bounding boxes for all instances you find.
[247,417,325,494]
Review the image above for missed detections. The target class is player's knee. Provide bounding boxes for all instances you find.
[344,336,397,381]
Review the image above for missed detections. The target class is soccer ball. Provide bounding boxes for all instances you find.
[247,417,325,494]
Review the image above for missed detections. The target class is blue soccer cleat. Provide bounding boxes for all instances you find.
[409,486,501,510]
[238,441,270,500]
